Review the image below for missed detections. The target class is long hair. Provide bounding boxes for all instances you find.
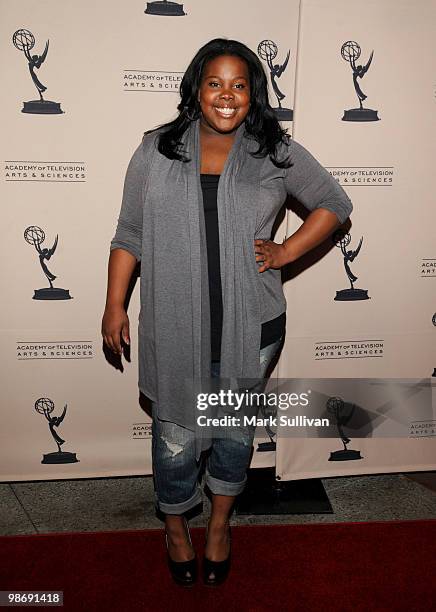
[148,38,291,168]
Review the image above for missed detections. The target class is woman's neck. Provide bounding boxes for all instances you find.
[199,117,238,142]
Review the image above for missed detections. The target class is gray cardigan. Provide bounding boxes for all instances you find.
[110,118,353,459]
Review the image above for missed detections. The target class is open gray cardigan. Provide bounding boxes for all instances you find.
[110,118,353,460]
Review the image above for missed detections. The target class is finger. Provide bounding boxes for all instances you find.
[122,322,130,345]
[104,334,117,354]
[107,333,122,354]
[254,245,266,255]
[109,336,118,354]
[113,333,122,354]
[256,244,271,257]
[258,262,270,273]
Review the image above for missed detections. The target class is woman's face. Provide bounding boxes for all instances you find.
[198,54,250,135]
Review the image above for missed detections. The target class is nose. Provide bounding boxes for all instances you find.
[219,88,234,100]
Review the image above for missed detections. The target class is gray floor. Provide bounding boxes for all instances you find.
[1,472,436,536]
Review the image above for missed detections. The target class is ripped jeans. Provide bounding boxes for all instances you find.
[151,337,282,514]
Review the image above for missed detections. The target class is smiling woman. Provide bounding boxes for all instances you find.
[198,55,251,175]
[198,55,250,131]
[103,37,353,588]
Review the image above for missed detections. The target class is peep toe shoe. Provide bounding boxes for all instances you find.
[203,523,231,586]
[165,518,197,586]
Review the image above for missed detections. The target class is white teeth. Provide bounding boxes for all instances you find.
[214,107,236,116]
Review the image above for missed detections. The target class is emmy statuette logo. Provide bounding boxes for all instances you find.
[35,397,79,464]
[257,40,293,121]
[145,0,186,16]
[13,29,63,114]
[341,40,379,122]
[327,397,363,461]
[24,226,72,300]
[333,230,370,301]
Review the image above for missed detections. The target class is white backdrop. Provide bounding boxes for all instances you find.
[276,0,436,480]
[0,0,299,480]
[0,0,434,483]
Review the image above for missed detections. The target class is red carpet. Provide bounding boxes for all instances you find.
[1,520,435,611]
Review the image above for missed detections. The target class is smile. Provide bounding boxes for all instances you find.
[213,106,237,118]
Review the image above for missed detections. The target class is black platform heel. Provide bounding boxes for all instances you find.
[203,523,231,586]
[165,517,197,586]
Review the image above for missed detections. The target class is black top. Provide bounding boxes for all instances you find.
[200,173,286,361]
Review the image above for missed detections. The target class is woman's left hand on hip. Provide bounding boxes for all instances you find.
[254,239,289,273]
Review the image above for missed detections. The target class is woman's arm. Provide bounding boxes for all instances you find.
[255,139,353,272]
[282,207,341,263]
[102,248,137,355]
[102,138,149,353]
[109,139,148,262]
[283,138,353,224]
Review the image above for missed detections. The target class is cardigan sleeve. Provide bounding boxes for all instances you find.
[110,138,148,262]
[283,139,353,225]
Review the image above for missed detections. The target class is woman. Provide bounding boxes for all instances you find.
[102,38,352,587]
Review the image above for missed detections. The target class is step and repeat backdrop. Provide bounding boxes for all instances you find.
[0,0,299,480]
[0,0,434,482]
[275,0,436,480]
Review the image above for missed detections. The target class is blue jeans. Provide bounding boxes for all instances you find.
[151,337,282,514]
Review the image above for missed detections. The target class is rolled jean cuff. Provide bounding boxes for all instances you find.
[156,485,203,515]
[205,469,247,497]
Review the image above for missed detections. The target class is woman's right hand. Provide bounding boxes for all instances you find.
[101,304,130,355]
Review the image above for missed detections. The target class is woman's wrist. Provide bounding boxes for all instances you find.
[104,300,125,311]
[281,237,299,265]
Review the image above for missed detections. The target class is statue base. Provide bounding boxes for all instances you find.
[33,287,72,300]
[22,100,64,114]
[334,288,370,301]
[42,451,79,464]
[273,107,293,122]
[342,107,380,122]
[329,449,362,461]
[144,1,185,15]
